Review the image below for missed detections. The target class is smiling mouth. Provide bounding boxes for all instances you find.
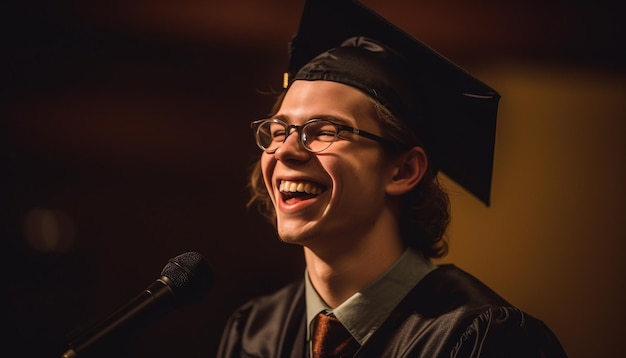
[279,179,326,202]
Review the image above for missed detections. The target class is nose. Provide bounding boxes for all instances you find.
[273,128,311,162]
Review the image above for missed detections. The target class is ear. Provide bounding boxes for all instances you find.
[385,146,428,196]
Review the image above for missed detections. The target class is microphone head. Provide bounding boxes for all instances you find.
[161,251,213,306]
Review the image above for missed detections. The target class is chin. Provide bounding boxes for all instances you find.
[277,224,317,246]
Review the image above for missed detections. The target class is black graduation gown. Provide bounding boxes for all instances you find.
[217,265,566,357]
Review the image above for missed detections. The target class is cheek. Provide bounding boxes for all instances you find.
[336,153,388,191]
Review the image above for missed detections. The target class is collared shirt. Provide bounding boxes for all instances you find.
[305,248,437,349]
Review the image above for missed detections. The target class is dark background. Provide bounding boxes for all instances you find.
[2,1,623,357]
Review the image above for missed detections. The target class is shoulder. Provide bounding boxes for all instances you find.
[451,306,567,357]
[414,265,567,357]
[233,279,305,319]
[217,279,306,358]
[368,265,566,357]
[405,264,513,316]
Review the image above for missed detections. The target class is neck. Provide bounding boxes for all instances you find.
[303,218,404,308]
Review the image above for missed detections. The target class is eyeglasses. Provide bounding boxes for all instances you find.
[251,118,393,153]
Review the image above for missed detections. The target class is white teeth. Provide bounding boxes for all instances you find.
[279,180,323,195]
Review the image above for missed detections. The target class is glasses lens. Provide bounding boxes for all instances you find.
[255,120,287,151]
[303,120,338,152]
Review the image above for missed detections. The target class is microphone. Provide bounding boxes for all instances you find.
[62,251,213,358]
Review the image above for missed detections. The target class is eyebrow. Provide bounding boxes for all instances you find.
[273,114,354,126]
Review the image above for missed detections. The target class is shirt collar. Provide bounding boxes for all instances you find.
[305,248,436,345]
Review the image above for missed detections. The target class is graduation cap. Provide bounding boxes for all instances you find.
[285,0,500,206]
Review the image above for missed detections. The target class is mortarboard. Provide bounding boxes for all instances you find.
[285,0,500,206]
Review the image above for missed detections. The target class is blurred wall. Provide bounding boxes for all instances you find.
[436,63,625,358]
[2,1,623,357]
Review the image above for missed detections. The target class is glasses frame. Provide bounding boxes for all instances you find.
[251,118,394,153]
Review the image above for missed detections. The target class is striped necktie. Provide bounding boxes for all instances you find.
[311,312,360,357]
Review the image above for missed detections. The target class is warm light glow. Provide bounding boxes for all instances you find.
[23,208,76,253]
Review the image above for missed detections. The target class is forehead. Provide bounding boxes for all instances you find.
[278,80,377,126]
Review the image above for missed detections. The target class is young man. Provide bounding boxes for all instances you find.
[218,0,566,356]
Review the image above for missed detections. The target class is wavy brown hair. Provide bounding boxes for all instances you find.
[246,90,450,259]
